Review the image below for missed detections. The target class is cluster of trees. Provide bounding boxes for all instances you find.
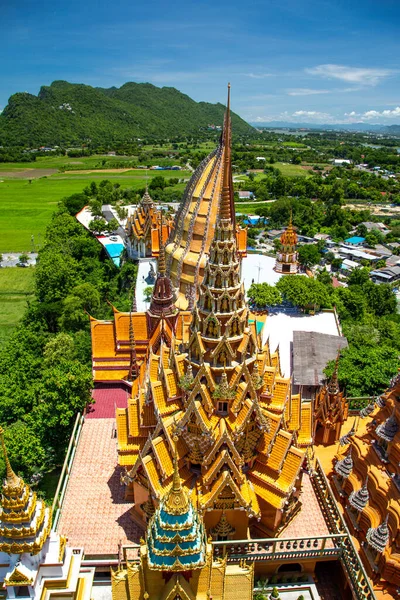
[0,192,137,487]
[247,268,399,398]
[0,147,36,163]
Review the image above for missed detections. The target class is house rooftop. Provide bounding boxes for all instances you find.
[344,236,365,245]
[263,310,341,378]
[292,331,348,386]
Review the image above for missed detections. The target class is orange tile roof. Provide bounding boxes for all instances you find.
[288,394,301,431]
[91,320,116,358]
[267,430,292,472]
[298,402,313,446]
[152,437,174,478]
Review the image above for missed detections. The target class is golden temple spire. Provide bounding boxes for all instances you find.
[128,311,139,381]
[328,350,340,395]
[0,426,21,489]
[164,436,189,515]
[158,211,166,276]
[220,83,234,223]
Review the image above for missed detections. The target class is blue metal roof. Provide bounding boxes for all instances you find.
[344,236,365,245]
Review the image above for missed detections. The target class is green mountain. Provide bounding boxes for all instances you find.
[0,81,253,146]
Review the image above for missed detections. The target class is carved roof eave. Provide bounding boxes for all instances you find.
[188,330,206,355]
[203,448,244,487]
[186,379,214,415]
[177,398,212,437]
[210,336,235,360]
[203,426,243,467]
[193,362,216,394]
[200,471,249,510]
[231,381,248,414]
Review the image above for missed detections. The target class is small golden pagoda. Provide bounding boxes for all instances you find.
[116,90,311,538]
[0,427,51,557]
[333,377,400,588]
[165,85,247,308]
[274,214,298,274]
[112,442,254,600]
[313,353,349,444]
[0,428,94,599]
[126,188,172,260]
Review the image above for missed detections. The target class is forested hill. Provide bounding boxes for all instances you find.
[0,80,254,146]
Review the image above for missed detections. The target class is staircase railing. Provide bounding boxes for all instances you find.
[51,413,85,531]
[311,459,376,600]
[175,150,220,285]
[193,145,224,284]
[166,150,217,272]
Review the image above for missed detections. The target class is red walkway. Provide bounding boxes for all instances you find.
[86,384,130,419]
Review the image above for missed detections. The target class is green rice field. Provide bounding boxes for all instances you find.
[0,158,191,252]
[0,267,35,346]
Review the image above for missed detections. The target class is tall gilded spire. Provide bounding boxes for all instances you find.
[0,426,20,489]
[220,83,234,223]
[164,436,189,515]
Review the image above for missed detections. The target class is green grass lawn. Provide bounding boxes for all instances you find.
[0,171,191,252]
[0,267,35,347]
[273,162,310,176]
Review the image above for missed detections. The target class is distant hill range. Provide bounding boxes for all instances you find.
[0,80,254,147]
[251,120,400,134]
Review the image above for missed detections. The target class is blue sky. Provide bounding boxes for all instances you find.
[1,0,400,124]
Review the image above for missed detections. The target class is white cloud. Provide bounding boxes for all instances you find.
[292,110,332,120]
[362,107,400,120]
[287,88,330,96]
[305,64,395,86]
[246,73,273,79]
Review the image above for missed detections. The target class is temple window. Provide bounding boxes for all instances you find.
[218,401,228,415]
[218,351,227,366]
[16,587,30,598]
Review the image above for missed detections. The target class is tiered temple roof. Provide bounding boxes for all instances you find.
[313,353,349,444]
[274,213,299,274]
[112,541,254,600]
[146,438,207,571]
[126,188,172,259]
[165,84,247,308]
[116,86,311,538]
[90,288,190,384]
[0,427,51,556]
[0,428,94,599]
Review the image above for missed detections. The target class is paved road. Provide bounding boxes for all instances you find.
[0,253,37,267]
